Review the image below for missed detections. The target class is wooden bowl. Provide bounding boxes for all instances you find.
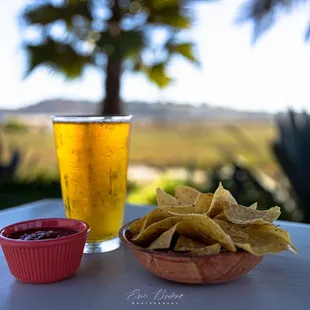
[119,219,263,284]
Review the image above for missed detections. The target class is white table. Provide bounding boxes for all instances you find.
[0,199,309,310]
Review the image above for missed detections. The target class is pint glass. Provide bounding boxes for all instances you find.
[52,115,132,253]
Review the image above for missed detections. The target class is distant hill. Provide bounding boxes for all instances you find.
[1,99,273,122]
[16,100,97,114]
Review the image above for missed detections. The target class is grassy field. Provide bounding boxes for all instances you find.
[1,120,278,180]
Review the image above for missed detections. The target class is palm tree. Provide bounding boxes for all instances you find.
[22,0,198,115]
[237,0,309,43]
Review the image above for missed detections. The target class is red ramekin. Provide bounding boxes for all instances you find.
[0,218,90,284]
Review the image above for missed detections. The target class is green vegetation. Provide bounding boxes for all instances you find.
[131,121,276,172]
[3,118,28,132]
[237,0,310,43]
[0,178,61,210]
[128,176,194,205]
[0,177,137,211]
[0,120,279,211]
[0,121,276,179]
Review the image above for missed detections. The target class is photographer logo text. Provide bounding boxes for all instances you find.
[125,288,184,305]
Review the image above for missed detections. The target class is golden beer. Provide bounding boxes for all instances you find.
[52,116,132,253]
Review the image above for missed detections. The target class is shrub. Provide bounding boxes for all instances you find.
[127,176,193,205]
[3,118,28,132]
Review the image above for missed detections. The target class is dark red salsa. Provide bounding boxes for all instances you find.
[8,228,78,241]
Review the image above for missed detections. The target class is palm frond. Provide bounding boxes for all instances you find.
[143,62,172,88]
[166,41,199,64]
[149,0,180,10]
[305,24,310,40]
[141,0,192,29]
[24,38,92,79]
[237,0,307,43]
[24,4,61,25]
[131,56,145,72]
[97,30,145,58]
[23,1,92,27]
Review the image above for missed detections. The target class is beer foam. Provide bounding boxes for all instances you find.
[52,115,132,123]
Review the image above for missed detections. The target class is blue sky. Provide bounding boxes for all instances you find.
[1,0,310,112]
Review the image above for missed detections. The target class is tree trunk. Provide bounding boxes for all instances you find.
[101,55,122,115]
[100,0,123,115]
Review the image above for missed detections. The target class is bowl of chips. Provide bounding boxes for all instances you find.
[119,183,298,284]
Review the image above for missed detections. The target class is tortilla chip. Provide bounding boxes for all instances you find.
[207,183,237,218]
[195,193,213,213]
[215,220,297,255]
[139,205,196,231]
[132,216,182,246]
[224,203,281,225]
[129,183,297,257]
[235,228,297,256]
[128,217,146,235]
[249,202,258,210]
[176,243,221,255]
[128,205,195,235]
[137,217,147,233]
[214,220,249,240]
[156,188,178,207]
[175,186,200,205]
[213,212,227,221]
[133,217,214,246]
[168,212,236,252]
[234,242,280,256]
[148,221,213,250]
[148,225,177,250]
[174,235,207,250]
[192,244,221,255]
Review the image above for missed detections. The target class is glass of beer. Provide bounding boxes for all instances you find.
[52,115,132,253]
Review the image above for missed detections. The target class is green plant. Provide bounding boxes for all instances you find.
[127,176,193,205]
[0,174,137,211]
[237,0,310,43]
[0,139,21,185]
[3,118,28,133]
[0,177,62,210]
[272,110,310,223]
[200,160,294,221]
[126,159,296,223]
[22,0,198,114]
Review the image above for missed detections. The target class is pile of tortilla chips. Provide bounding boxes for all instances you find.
[128,183,298,256]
